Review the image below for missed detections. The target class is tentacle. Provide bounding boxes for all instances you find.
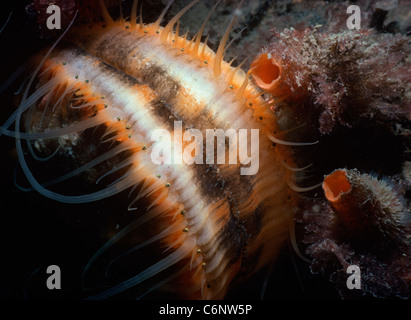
[0,78,60,137]
[25,102,54,162]
[82,204,171,290]
[85,238,195,300]
[287,180,322,192]
[200,34,209,58]
[160,0,199,43]
[139,1,144,29]
[1,113,107,140]
[26,138,60,162]
[104,220,184,277]
[13,163,33,192]
[288,219,311,263]
[96,154,137,185]
[0,65,25,96]
[136,177,166,200]
[41,143,133,188]
[151,0,174,32]
[10,11,135,206]
[274,123,307,135]
[267,133,319,146]
[118,0,124,23]
[214,0,244,77]
[0,11,12,34]
[18,158,138,203]
[53,82,81,111]
[99,0,114,25]
[105,163,141,188]
[281,161,313,172]
[236,68,252,98]
[192,0,221,56]
[70,98,106,109]
[146,189,168,211]
[260,257,276,299]
[228,55,249,83]
[223,26,246,56]
[136,268,183,300]
[130,0,138,29]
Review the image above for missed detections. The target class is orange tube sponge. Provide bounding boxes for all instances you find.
[322,169,408,246]
[250,53,287,97]
[250,51,297,100]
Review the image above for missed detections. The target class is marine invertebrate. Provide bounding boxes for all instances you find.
[323,169,408,250]
[250,27,411,135]
[249,12,411,299]
[0,0,309,300]
[301,169,410,299]
[2,0,410,301]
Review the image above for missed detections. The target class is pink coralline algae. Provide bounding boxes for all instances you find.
[251,27,410,135]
